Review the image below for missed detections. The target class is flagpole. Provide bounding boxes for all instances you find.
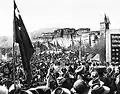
[13,0,35,86]
[79,35,81,61]
[13,0,16,91]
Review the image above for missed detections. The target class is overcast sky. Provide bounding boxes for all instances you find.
[0,0,120,36]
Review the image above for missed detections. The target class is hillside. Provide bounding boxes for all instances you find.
[0,28,57,48]
[30,28,57,40]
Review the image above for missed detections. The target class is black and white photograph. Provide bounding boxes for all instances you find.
[0,0,120,94]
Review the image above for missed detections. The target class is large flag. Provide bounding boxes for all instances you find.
[14,1,34,85]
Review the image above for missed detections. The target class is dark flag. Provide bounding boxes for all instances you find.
[104,14,110,29]
[56,41,61,49]
[52,35,54,40]
[104,14,107,23]
[60,29,64,37]
[14,1,34,85]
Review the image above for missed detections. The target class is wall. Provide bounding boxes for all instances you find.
[106,29,120,63]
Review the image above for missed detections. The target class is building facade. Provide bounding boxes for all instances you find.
[106,29,120,64]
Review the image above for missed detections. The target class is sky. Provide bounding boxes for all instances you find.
[0,0,120,36]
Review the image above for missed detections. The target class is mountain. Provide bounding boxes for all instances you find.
[0,28,58,48]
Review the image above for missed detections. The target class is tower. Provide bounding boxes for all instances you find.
[100,14,110,36]
[99,14,110,63]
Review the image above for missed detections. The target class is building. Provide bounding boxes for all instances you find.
[52,28,91,49]
[106,29,120,64]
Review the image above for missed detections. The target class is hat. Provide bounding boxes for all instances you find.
[91,84,104,94]
[106,66,113,74]
[57,77,66,86]
[61,67,67,73]
[91,71,99,78]
[75,65,84,73]
[35,86,51,94]
[57,77,64,80]
[95,66,106,74]
[72,79,87,93]
[51,87,71,94]
[91,85,110,94]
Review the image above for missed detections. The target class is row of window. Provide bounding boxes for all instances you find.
[112,49,119,51]
[112,57,119,60]
[112,61,119,64]
[112,52,119,56]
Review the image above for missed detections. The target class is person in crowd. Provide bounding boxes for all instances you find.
[75,63,86,81]
[0,85,8,94]
[2,47,120,94]
[115,66,120,94]
[88,71,110,94]
[52,87,71,94]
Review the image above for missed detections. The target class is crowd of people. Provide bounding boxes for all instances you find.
[0,50,119,94]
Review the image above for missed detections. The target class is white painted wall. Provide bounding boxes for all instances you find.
[106,29,120,62]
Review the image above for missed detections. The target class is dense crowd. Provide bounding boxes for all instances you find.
[0,51,120,94]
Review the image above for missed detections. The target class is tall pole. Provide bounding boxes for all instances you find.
[13,0,16,91]
[71,36,73,51]
[55,40,57,52]
[104,14,109,63]
[104,15,106,63]
[79,35,81,61]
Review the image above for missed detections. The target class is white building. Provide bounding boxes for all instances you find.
[106,29,120,64]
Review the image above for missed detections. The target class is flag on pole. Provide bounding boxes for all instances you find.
[104,14,107,23]
[104,14,110,29]
[14,0,35,85]
[56,41,61,49]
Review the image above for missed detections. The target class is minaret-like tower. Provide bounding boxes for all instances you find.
[99,14,110,63]
[100,14,110,36]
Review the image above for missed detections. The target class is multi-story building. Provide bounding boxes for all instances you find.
[106,29,120,64]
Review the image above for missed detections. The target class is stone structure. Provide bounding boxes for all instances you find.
[106,29,120,64]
